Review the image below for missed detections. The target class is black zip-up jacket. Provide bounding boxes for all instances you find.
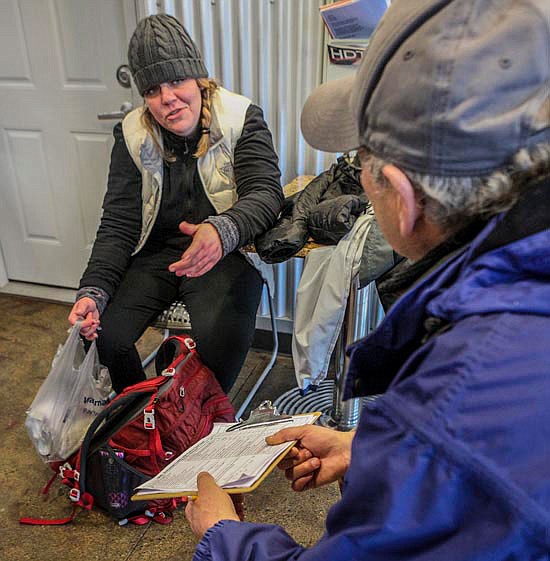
[255,155,368,263]
[80,104,283,299]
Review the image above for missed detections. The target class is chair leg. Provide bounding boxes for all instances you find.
[236,282,279,420]
[141,327,170,369]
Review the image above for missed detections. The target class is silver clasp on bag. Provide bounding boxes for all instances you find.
[226,400,293,432]
[144,410,155,430]
[183,338,196,350]
[59,463,79,481]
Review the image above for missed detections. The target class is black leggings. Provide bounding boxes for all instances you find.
[95,247,263,394]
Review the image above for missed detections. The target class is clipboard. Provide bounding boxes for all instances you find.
[131,409,321,501]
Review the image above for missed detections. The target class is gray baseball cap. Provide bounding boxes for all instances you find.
[301,0,550,176]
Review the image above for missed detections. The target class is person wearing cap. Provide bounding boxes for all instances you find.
[184,0,550,559]
[68,14,283,394]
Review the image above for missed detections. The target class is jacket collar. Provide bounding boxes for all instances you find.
[130,93,225,174]
[471,174,550,259]
[376,218,485,311]
[139,132,163,175]
[206,88,224,149]
[124,87,244,175]
[345,173,550,398]
[162,127,200,158]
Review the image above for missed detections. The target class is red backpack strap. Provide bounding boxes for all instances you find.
[114,375,170,402]
[20,504,80,526]
[154,335,196,375]
[19,458,93,526]
[20,375,175,527]
[109,390,167,471]
[19,489,94,526]
[40,471,59,496]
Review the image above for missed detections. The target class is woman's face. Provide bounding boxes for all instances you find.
[144,78,202,137]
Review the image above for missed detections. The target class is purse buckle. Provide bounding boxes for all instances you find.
[183,338,196,350]
[143,410,155,430]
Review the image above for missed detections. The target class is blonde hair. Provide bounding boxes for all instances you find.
[140,77,219,162]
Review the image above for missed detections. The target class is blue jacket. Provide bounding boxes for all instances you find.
[193,177,550,561]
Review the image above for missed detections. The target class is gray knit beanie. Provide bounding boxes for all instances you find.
[128,14,208,95]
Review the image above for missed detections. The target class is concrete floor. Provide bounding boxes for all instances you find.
[0,293,340,561]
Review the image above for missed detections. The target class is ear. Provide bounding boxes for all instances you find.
[382,164,422,238]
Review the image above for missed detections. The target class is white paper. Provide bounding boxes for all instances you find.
[134,414,317,496]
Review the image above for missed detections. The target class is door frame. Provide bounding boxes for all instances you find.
[0,249,7,287]
[123,0,140,46]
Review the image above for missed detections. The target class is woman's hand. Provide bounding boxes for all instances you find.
[169,222,223,278]
[266,425,354,492]
[68,297,100,340]
[185,472,240,539]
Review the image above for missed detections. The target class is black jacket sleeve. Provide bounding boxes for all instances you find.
[78,122,142,297]
[254,163,336,263]
[220,104,283,246]
[307,194,369,245]
[255,156,366,263]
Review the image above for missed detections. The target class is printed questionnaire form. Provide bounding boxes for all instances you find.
[132,413,319,499]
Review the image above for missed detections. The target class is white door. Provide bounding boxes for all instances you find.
[0,0,137,288]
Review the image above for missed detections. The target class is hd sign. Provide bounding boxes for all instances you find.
[327,45,365,65]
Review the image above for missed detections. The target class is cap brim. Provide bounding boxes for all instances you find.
[300,75,359,153]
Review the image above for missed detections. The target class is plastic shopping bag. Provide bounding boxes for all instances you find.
[25,323,112,463]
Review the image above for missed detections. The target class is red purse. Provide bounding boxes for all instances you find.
[21,335,235,526]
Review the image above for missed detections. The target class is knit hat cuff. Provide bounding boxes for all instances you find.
[134,58,208,95]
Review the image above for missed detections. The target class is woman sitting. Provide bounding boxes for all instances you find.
[68,14,283,394]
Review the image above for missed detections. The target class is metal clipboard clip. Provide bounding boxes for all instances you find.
[226,400,293,432]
